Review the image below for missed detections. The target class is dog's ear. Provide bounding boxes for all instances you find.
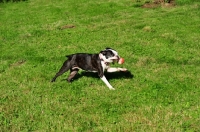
[100,51,106,55]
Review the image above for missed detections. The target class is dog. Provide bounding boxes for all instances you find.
[51,48,127,90]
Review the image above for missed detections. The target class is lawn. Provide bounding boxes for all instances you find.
[0,0,200,131]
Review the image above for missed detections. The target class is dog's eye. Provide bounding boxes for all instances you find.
[109,52,114,57]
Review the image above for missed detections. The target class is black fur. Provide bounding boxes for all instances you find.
[51,48,127,90]
[51,52,111,82]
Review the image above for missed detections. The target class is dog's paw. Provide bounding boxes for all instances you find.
[119,68,127,72]
[109,87,115,90]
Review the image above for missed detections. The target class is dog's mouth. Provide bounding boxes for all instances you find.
[99,53,120,64]
[109,56,120,63]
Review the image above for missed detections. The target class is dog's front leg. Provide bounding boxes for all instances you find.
[97,63,115,90]
[107,67,127,72]
[101,75,115,90]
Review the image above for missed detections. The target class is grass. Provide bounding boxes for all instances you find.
[0,0,200,131]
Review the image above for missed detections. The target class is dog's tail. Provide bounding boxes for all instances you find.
[66,55,71,58]
[66,54,79,63]
[66,54,75,59]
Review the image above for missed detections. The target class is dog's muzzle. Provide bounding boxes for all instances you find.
[109,56,120,63]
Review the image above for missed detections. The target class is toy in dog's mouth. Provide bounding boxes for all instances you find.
[118,58,124,64]
[112,57,124,64]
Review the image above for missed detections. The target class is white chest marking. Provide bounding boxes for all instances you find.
[101,61,109,72]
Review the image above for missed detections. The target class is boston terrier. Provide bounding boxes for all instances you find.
[51,48,127,90]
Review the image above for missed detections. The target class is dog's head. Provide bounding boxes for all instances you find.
[99,48,120,63]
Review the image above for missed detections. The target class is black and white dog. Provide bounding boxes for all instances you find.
[51,48,127,90]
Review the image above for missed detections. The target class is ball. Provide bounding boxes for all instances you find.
[118,58,125,64]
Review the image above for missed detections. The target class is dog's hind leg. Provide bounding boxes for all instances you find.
[51,60,71,82]
[67,69,79,82]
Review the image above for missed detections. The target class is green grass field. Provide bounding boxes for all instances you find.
[1,0,200,131]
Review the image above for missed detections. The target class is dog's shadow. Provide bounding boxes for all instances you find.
[64,70,134,82]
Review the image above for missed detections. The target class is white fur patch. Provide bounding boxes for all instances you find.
[99,52,118,63]
[101,75,115,90]
[107,48,118,56]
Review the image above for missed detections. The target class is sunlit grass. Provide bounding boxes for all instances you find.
[0,0,200,131]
